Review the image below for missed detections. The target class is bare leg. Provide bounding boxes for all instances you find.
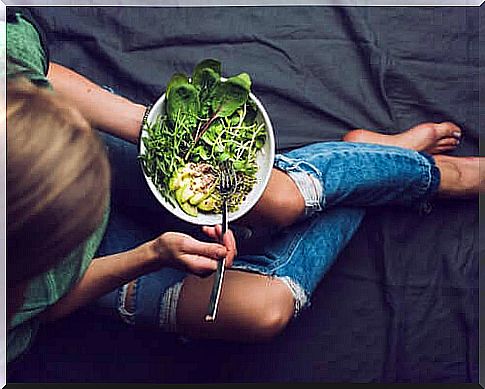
[174,126,481,343]
[343,122,462,154]
[434,155,484,197]
[343,121,483,196]
[241,168,305,229]
[241,121,477,230]
[176,271,295,342]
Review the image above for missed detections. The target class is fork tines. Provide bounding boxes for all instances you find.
[219,160,237,195]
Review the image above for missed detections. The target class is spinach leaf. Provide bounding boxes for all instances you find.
[166,73,200,128]
[192,60,221,119]
[211,72,251,117]
[191,72,251,146]
[192,59,221,92]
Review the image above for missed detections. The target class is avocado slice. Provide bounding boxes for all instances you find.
[197,196,216,212]
[170,165,194,191]
[189,191,206,205]
[180,200,198,217]
[189,184,215,205]
[169,175,180,191]
[174,178,191,202]
[181,182,195,203]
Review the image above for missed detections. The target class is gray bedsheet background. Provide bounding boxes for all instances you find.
[8,6,481,383]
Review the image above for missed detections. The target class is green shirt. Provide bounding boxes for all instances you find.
[6,11,50,87]
[7,11,110,363]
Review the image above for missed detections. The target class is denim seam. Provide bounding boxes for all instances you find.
[413,154,431,196]
[417,151,440,198]
[270,216,320,273]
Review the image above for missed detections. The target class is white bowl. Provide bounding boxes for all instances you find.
[139,89,275,226]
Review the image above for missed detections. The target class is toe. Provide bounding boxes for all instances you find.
[428,145,457,154]
[436,122,462,139]
[437,138,460,147]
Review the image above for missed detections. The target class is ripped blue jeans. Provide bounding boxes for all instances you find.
[94,134,440,331]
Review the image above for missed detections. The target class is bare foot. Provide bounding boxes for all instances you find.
[343,122,462,154]
[434,155,484,197]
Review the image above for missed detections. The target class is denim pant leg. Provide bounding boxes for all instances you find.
[94,208,188,329]
[230,141,440,315]
[275,142,440,214]
[234,206,366,315]
[93,132,192,329]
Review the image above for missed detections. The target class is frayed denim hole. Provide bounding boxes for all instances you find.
[159,281,184,333]
[277,276,310,317]
[275,156,326,214]
[117,282,136,325]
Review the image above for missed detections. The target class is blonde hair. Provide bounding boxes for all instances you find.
[7,78,111,286]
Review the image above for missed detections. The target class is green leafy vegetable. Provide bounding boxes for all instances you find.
[192,59,221,118]
[166,73,199,129]
[140,59,267,216]
[211,73,251,117]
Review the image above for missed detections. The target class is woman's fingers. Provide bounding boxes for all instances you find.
[186,237,226,260]
[222,229,237,266]
[202,225,219,240]
[201,225,237,267]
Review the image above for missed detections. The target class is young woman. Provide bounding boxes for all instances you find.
[7,9,483,365]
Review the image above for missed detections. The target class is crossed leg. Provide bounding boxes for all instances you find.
[174,121,483,343]
[344,122,484,198]
[240,122,482,231]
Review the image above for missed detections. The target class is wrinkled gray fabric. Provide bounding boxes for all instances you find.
[8,6,479,384]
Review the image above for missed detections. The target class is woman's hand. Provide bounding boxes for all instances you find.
[151,226,237,277]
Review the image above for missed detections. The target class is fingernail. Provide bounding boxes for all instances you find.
[453,132,461,138]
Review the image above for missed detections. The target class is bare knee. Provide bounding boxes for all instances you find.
[247,169,305,229]
[248,283,295,341]
[250,306,292,341]
[177,272,296,342]
[267,188,303,228]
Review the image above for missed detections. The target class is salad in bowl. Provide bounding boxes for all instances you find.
[138,59,275,225]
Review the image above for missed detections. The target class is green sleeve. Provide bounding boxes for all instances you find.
[6,12,50,87]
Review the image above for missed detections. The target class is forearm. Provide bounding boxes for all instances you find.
[40,240,159,322]
[47,62,146,143]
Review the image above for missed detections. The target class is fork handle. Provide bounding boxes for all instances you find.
[222,198,228,236]
[204,257,226,322]
[205,199,228,322]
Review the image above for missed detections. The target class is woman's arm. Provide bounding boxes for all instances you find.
[40,227,237,322]
[47,62,146,144]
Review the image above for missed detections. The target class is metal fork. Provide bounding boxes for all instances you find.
[205,160,237,322]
